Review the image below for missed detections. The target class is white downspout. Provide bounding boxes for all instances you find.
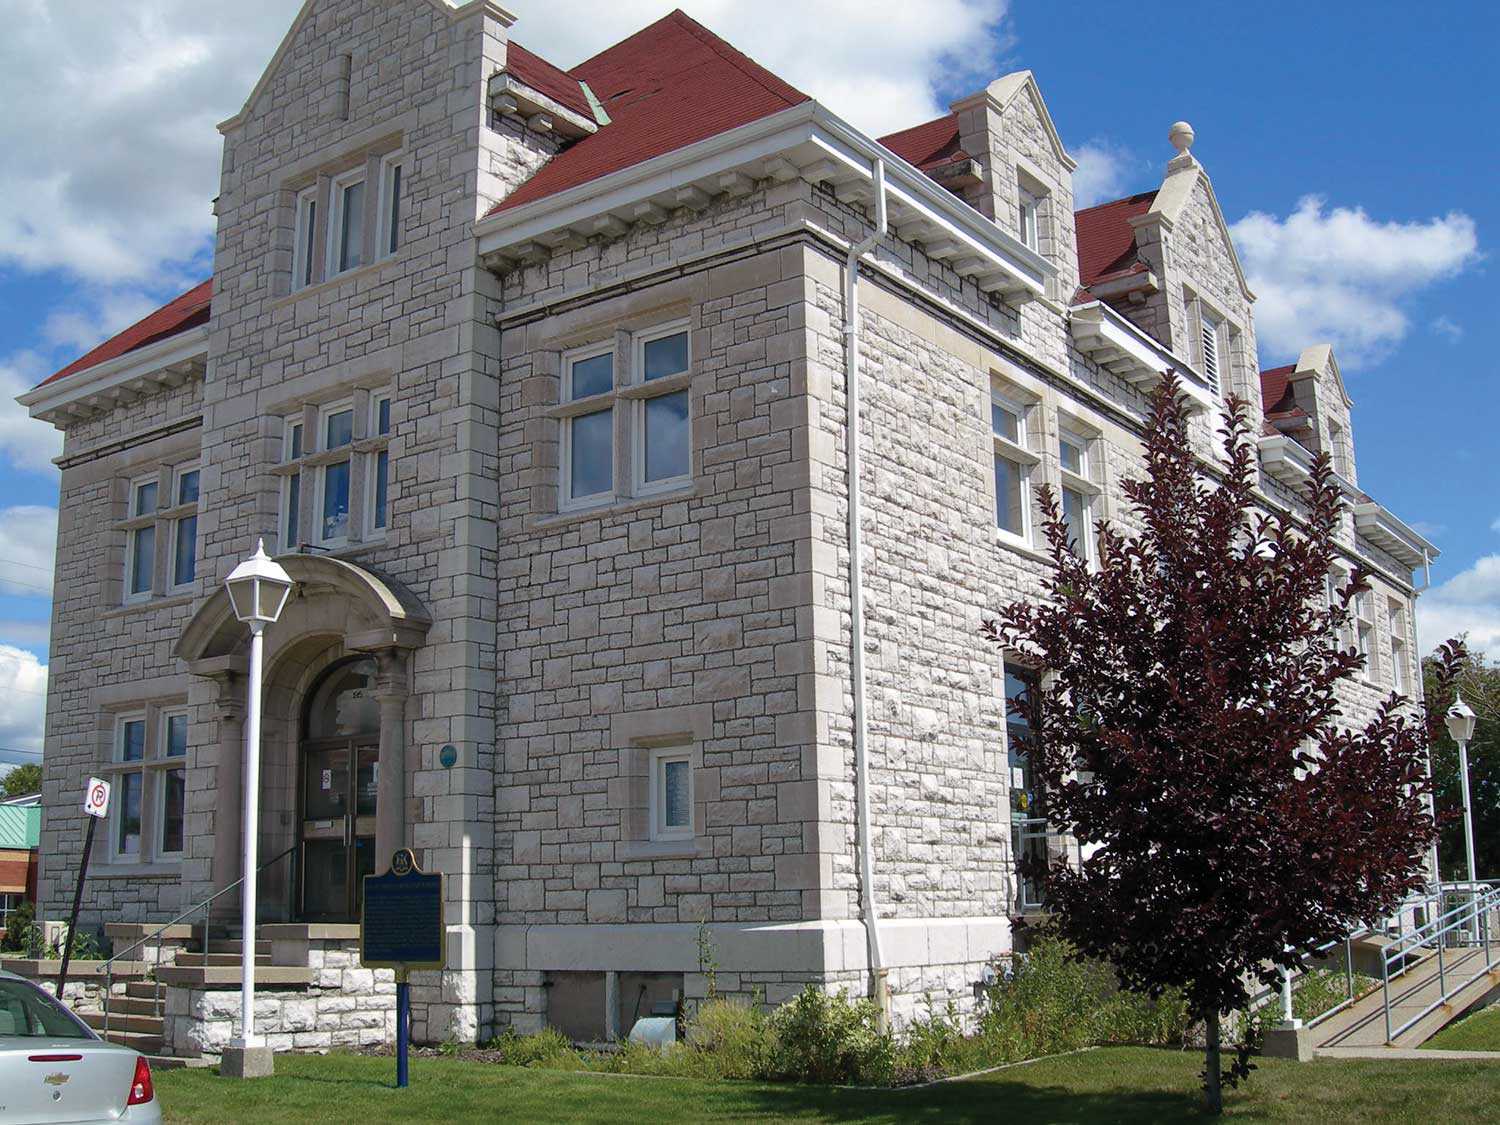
[844,157,889,1022]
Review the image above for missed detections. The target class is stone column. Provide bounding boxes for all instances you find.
[374,650,409,873]
[211,676,246,920]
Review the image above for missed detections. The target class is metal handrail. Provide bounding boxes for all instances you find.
[1380,882,1500,1042]
[100,845,296,1040]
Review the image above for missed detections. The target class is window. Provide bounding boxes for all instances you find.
[0,892,24,933]
[650,749,693,841]
[1199,308,1222,394]
[1355,590,1376,681]
[378,153,404,259]
[562,346,615,508]
[1326,568,1355,650]
[125,477,159,600]
[991,390,1035,544]
[1388,600,1410,696]
[366,393,392,535]
[1329,420,1350,478]
[171,466,200,588]
[634,325,691,493]
[112,715,146,859]
[293,185,319,290]
[318,403,355,544]
[1018,186,1040,251]
[328,170,366,276]
[1058,424,1097,564]
[282,419,304,550]
[109,708,189,864]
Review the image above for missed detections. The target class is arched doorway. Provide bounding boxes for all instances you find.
[299,656,381,921]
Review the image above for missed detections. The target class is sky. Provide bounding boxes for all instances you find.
[0,0,1494,765]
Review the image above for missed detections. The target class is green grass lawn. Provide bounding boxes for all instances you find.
[1423,1003,1500,1051]
[154,1045,1500,1123]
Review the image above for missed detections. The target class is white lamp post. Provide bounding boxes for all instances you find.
[223,540,293,1076]
[1446,694,1479,889]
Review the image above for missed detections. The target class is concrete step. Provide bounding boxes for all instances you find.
[97,995,164,1017]
[97,1029,164,1054]
[124,981,168,1000]
[82,1011,164,1036]
[154,964,314,989]
[173,952,273,968]
[189,940,272,957]
[104,922,195,942]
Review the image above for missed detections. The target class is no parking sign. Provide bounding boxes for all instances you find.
[82,776,110,818]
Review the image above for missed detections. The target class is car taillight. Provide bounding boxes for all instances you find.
[126,1056,154,1106]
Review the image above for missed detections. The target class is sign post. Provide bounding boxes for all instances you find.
[58,778,111,998]
[361,848,444,1089]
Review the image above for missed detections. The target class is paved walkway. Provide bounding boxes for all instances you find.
[1313,945,1499,1051]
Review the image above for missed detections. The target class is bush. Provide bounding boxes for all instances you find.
[765,986,895,1086]
[484,1027,584,1069]
[0,901,36,953]
[684,997,775,1079]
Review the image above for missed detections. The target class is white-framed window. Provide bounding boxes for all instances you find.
[1058,422,1097,564]
[327,169,367,277]
[561,343,616,509]
[632,323,692,495]
[125,476,159,601]
[377,152,405,260]
[292,185,319,291]
[170,464,200,589]
[1355,589,1376,681]
[365,392,392,537]
[649,748,694,841]
[1018,185,1040,252]
[991,389,1036,545]
[1199,307,1223,395]
[1388,600,1411,696]
[317,401,356,545]
[281,417,305,550]
[157,711,188,856]
[111,713,147,860]
[0,892,24,932]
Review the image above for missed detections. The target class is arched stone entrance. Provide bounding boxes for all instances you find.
[175,554,429,920]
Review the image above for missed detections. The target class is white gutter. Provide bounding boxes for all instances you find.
[844,156,888,1022]
[17,324,210,422]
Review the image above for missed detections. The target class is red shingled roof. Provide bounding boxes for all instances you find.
[1075,191,1157,290]
[40,281,211,388]
[506,42,593,121]
[1259,364,1297,414]
[878,113,967,172]
[486,10,808,216]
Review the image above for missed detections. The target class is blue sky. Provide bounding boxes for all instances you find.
[0,0,1494,766]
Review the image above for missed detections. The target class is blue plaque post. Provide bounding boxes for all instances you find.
[361,848,444,1091]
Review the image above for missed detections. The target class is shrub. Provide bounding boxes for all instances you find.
[684,997,775,1079]
[485,1027,584,1069]
[765,986,895,1086]
[0,901,36,953]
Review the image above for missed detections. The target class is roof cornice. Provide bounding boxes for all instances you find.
[475,100,1055,305]
[17,325,209,427]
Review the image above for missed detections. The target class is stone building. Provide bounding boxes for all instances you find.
[20,1,1437,1049]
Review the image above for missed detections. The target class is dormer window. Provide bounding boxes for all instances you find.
[1200,310,1222,394]
[1018,186,1040,251]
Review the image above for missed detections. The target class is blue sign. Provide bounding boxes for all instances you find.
[439,744,458,769]
[361,853,445,970]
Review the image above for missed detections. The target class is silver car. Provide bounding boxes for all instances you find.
[0,970,162,1123]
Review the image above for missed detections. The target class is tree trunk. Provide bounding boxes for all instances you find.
[1203,1008,1223,1115]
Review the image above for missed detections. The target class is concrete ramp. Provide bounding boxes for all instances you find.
[1313,946,1500,1054]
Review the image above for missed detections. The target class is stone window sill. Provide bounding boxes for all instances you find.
[993,530,1054,568]
[616,839,708,862]
[91,862,183,880]
[533,484,699,533]
[102,593,196,620]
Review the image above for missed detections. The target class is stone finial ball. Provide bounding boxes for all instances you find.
[1169,121,1195,154]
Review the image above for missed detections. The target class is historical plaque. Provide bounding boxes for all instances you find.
[360,850,445,971]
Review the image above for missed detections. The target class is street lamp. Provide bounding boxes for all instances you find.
[1446,694,1479,889]
[223,540,293,1077]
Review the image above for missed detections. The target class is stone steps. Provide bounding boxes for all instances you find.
[99,994,163,1016]
[95,1028,164,1055]
[154,964,315,989]
[172,952,274,968]
[83,1010,164,1036]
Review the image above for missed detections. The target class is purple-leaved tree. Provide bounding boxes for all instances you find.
[982,373,1459,1113]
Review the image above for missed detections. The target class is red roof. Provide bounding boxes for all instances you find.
[486,11,808,216]
[1259,364,1297,413]
[878,114,967,172]
[40,281,211,388]
[506,42,593,121]
[1075,191,1157,290]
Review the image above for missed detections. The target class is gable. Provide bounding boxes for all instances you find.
[1145,158,1253,302]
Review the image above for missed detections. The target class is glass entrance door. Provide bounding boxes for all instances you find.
[298,657,381,922]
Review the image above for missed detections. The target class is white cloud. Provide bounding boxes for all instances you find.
[1431,315,1464,344]
[1230,196,1480,368]
[0,645,47,754]
[1418,554,1500,658]
[0,357,63,474]
[1071,140,1138,209]
[0,507,57,597]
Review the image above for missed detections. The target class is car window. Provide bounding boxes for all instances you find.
[0,981,91,1038]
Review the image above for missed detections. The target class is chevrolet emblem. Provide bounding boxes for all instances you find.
[43,1073,69,1087]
